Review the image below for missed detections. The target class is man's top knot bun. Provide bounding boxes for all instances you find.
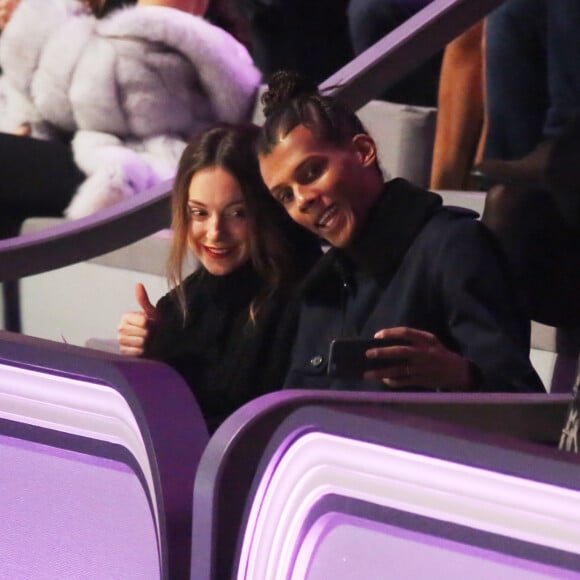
[261,70,319,118]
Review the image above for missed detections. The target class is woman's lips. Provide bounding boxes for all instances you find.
[203,245,235,258]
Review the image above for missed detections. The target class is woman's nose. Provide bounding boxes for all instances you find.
[207,214,225,240]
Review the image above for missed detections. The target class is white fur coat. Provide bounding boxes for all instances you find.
[0,0,261,217]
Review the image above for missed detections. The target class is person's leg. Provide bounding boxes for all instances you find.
[238,0,352,84]
[0,133,85,332]
[347,0,441,106]
[545,112,580,225]
[279,0,352,84]
[236,0,290,78]
[482,183,580,327]
[348,0,422,53]
[544,0,580,138]
[430,22,485,190]
[483,0,548,160]
[0,133,84,235]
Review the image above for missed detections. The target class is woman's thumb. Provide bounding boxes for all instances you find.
[135,283,157,320]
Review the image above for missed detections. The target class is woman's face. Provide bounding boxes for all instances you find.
[187,166,250,276]
[258,125,379,248]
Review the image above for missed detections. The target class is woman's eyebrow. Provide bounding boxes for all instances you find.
[188,199,245,208]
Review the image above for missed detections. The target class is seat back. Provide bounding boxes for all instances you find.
[235,405,580,579]
[190,389,571,579]
[0,331,209,579]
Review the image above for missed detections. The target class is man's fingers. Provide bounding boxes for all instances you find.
[374,326,436,345]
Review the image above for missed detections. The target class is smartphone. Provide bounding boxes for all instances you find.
[327,337,409,378]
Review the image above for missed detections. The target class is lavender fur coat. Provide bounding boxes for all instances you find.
[0,0,260,217]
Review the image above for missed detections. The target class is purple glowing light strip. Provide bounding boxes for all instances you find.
[238,432,580,578]
[294,512,579,579]
[0,362,160,535]
[0,432,160,578]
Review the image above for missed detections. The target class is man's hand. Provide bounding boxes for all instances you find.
[363,326,475,390]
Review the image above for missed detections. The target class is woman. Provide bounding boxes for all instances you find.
[255,70,544,393]
[118,123,321,432]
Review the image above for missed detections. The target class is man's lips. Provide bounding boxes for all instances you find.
[315,204,338,228]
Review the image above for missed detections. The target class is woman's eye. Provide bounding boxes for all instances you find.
[226,207,247,219]
[188,207,206,219]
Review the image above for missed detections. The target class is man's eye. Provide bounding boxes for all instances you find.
[300,160,324,183]
[305,165,322,180]
[276,188,294,205]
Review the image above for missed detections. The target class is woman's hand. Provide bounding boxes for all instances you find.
[0,0,20,30]
[363,327,475,390]
[117,283,158,356]
[12,123,31,137]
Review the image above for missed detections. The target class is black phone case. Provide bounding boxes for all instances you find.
[327,338,408,378]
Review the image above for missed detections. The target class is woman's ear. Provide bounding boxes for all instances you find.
[352,134,378,168]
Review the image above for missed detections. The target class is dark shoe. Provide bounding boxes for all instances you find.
[468,168,505,191]
[473,141,554,188]
[546,127,580,193]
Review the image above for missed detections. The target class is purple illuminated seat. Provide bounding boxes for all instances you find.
[190,389,571,579]
[234,406,580,578]
[0,331,208,579]
[1,426,160,579]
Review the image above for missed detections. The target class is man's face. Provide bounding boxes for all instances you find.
[259,125,379,248]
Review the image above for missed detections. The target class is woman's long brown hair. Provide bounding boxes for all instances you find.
[168,122,317,323]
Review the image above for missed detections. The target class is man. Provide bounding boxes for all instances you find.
[256,70,545,393]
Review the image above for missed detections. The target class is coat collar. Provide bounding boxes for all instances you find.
[344,178,443,275]
[303,178,443,292]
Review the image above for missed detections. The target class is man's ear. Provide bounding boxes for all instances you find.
[352,134,377,168]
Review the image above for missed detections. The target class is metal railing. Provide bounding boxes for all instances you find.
[0,0,505,282]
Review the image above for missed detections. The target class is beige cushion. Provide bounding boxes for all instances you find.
[252,88,437,188]
[20,218,198,277]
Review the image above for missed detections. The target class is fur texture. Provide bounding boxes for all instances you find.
[0,0,260,218]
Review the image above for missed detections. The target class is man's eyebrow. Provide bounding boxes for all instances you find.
[294,155,323,176]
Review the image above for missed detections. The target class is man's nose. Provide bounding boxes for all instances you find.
[295,185,317,212]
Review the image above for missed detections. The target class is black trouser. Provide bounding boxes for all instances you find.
[482,184,580,328]
[0,133,85,237]
[0,133,85,332]
[237,0,353,84]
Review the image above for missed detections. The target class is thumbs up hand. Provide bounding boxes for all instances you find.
[117,283,159,356]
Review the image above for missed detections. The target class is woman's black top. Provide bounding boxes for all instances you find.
[144,262,302,433]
